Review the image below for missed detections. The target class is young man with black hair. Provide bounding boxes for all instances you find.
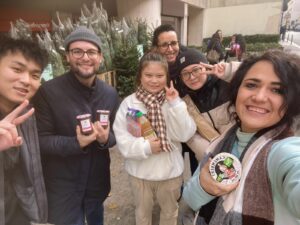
[0,36,48,225]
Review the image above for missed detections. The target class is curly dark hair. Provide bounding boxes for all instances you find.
[228,49,300,128]
[152,24,177,47]
[0,35,48,70]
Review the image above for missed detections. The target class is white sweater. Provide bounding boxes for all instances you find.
[113,93,196,181]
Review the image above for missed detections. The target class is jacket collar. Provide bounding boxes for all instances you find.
[66,71,99,99]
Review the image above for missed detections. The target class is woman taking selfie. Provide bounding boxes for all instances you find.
[183,49,300,225]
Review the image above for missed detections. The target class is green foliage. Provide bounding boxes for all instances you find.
[113,18,152,98]
[245,42,282,52]
[243,34,280,44]
[113,45,140,98]
[204,34,280,46]
[9,2,153,98]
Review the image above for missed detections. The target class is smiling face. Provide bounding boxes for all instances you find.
[235,61,285,133]
[181,64,208,90]
[140,62,167,94]
[0,51,42,113]
[157,31,179,64]
[66,41,102,86]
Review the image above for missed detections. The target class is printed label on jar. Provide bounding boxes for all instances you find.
[80,119,92,132]
[97,110,110,128]
[76,114,93,135]
[209,152,242,184]
[99,114,109,125]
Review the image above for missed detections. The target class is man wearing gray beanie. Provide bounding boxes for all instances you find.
[33,26,119,225]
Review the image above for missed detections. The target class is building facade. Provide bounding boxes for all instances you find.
[0,0,282,46]
[116,0,282,46]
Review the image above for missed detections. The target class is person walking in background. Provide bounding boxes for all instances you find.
[280,25,287,41]
[113,52,196,225]
[0,36,48,225]
[183,50,300,225]
[206,30,224,64]
[33,26,119,225]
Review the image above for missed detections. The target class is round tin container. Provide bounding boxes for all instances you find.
[209,152,242,184]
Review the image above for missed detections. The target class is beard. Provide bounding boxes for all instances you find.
[74,70,95,79]
[71,65,97,80]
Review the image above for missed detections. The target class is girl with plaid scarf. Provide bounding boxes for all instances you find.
[113,52,196,225]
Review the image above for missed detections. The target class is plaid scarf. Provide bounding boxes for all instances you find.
[136,86,171,152]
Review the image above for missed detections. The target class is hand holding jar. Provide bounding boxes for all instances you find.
[76,110,110,148]
[94,120,110,145]
[76,124,97,149]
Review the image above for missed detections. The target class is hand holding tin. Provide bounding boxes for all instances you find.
[199,159,239,196]
[94,121,109,144]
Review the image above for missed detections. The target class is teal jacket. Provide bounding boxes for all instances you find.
[183,136,300,225]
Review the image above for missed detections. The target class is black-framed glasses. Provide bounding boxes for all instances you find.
[158,41,179,50]
[181,66,204,81]
[69,48,100,59]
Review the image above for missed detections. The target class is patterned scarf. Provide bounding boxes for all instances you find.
[196,123,291,225]
[136,85,171,152]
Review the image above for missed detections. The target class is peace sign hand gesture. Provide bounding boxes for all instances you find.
[0,100,34,152]
[200,62,226,79]
[165,81,179,102]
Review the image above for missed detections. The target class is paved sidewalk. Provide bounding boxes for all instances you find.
[280,40,300,56]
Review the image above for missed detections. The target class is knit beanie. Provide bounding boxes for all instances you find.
[177,48,208,74]
[63,26,102,51]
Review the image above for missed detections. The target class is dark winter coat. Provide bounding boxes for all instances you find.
[32,72,119,224]
[0,113,47,225]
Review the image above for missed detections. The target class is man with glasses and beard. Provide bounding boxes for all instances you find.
[33,26,119,225]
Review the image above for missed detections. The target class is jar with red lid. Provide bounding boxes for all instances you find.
[96,110,110,129]
[76,114,93,135]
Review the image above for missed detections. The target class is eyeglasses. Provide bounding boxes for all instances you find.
[181,66,204,81]
[69,48,100,59]
[157,41,179,50]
